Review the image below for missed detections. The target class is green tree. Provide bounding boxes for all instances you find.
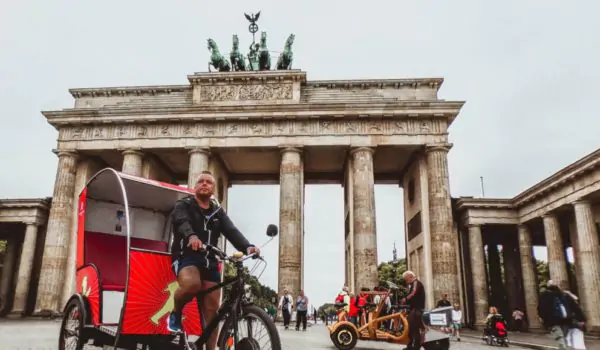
[317,303,337,316]
[222,262,278,309]
[377,258,407,288]
[534,258,577,293]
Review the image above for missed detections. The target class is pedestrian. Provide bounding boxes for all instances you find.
[295,290,309,331]
[400,271,426,350]
[278,289,293,330]
[512,308,524,332]
[537,280,573,350]
[451,303,462,342]
[436,293,451,308]
[563,290,587,350]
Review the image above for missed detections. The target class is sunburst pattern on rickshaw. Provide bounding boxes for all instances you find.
[121,250,202,335]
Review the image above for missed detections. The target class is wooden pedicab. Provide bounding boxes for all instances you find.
[58,168,282,350]
[327,282,451,350]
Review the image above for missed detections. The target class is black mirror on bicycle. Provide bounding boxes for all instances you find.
[266,224,278,237]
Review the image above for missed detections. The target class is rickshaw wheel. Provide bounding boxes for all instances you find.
[330,323,358,350]
[58,298,87,350]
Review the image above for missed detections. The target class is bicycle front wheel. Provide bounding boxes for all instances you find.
[218,304,282,350]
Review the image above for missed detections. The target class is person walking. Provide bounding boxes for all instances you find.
[538,280,574,350]
[295,290,309,331]
[278,289,293,330]
[512,308,524,332]
[451,303,462,342]
[563,290,587,350]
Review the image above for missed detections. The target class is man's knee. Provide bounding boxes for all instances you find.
[178,267,203,294]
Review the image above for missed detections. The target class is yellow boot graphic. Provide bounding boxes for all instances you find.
[81,276,92,297]
[151,281,180,325]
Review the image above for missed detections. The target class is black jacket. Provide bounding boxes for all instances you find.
[405,279,426,310]
[170,196,253,268]
[537,286,586,328]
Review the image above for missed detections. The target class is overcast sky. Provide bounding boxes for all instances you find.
[2,0,599,309]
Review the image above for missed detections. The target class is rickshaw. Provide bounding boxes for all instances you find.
[327,282,450,350]
[58,168,282,350]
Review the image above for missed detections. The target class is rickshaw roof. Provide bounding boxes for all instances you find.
[84,168,194,212]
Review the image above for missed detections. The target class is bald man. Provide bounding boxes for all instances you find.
[401,271,425,349]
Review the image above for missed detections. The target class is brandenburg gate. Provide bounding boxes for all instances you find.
[2,15,598,334]
[30,26,465,314]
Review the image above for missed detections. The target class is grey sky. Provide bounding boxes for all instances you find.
[1,0,599,309]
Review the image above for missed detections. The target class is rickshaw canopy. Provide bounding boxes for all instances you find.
[85,168,194,213]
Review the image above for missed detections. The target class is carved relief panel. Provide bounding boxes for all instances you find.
[199,83,293,102]
[59,118,443,141]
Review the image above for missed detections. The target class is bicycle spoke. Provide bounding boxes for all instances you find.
[230,314,273,349]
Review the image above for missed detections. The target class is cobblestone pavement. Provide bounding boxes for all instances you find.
[0,319,531,350]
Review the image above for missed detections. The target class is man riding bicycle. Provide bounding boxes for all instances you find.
[168,170,260,350]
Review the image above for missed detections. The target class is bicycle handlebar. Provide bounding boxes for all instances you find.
[202,244,263,263]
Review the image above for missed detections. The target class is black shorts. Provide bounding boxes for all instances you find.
[172,255,221,283]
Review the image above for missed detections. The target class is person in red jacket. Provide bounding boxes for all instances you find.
[348,293,359,325]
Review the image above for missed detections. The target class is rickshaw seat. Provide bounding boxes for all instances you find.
[84,231,169,291]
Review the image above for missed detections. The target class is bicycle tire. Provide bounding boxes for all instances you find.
[218,304,282,350]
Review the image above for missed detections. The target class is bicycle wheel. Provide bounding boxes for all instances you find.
[218,304,282,350]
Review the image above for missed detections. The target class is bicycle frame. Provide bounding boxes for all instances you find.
[191,260,249,347]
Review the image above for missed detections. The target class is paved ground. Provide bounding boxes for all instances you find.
[0,319,532,350]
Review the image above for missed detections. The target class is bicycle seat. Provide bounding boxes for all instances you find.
[334,302,347,308]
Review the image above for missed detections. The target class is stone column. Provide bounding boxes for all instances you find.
[518,224,542,330]
[0,238,18,314]
[425,144,459,304]
[350,147,378,290]
[61,158,101,308]
[468,225,489,327]
[121,149,144,176]
[278,147,303,296]
[502,238,524,318]
[187,148,211,188]
[35,150,78,315]
[572,200,600,331]
[10,222,39,316]
[487,244,505,312]
[542,213,569,290]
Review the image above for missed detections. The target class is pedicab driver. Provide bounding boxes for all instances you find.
[168,171,260,350]
[401,271,425,350]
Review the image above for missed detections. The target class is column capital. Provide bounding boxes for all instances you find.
[424,143,453,154]
[572,199,592,206]
[349,146,375,155]
[121,148,144,156]
[279,146,303,154]
[187,147,211,156]
[22,219,41,227]
[541,212,557,219]
[52,149,78,159]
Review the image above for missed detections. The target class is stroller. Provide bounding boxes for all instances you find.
[482,314,510,347]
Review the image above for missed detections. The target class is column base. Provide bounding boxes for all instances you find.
[32,309,63,319]
[6,310,26,319]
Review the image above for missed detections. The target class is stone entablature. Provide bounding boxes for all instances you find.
[456,148,600,224]
[0,198,50,226]
[61,70,450,116]
[455,198,518,226]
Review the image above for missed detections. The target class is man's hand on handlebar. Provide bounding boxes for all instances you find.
[247,245,260,257]
[188,235,203,251]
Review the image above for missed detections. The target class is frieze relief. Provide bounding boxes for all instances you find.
[59,119,444,141]
[199,83,293,102]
